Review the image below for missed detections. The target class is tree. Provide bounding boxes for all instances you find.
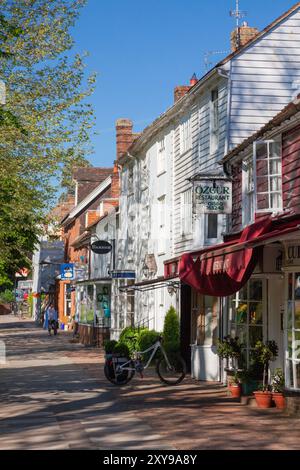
[163,306,180,354]
[0,0,95,195]
[0,1,96,286]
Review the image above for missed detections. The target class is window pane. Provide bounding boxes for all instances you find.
[269,159,281,175]
[294,274,300,300]
[256,175,268,192]
[288,360,294,388]
[289,273,293,300]
[236,302,247,324]
[270,192,282,209]
[257,193,268,210]
[249,326,263,347]
[249,302,263,325]
[256,159,268,176]
[256,142,268,159]
[269,141,281,159]
[295,302,300,330]
[288,330,293,358]
[250,280,262,300]
[236,325,247,345]
[287,302,293,329]
[294,332,300,360]
[207,214,218,239]
[239,285,248,301]
[270,176,282,191]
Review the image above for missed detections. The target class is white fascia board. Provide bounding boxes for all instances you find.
[62,176,112,226]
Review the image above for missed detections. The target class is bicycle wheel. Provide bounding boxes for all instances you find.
[104,357,135,386]
[156,353,186,385]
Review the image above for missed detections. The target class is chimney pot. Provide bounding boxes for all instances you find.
[190,73,198,87]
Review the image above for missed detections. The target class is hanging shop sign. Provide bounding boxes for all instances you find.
[60,263,75,280]
[194,180,232,214]
[283,241,300,267]
[91,240,112,255]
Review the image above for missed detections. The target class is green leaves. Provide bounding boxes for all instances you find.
[0,1,95,286]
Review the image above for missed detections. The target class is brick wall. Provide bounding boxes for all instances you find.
[282,124,300,215]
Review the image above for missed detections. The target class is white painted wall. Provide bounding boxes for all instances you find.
[229,7,300,148]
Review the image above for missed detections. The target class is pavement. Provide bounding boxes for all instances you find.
[0,314,300,450]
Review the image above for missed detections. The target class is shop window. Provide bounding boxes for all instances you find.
[96,284,111,328]
[191,292,218,346]
[286,273,300,391]
[64,284,72,317]
[229,279,265,368]
[253,140,282,213]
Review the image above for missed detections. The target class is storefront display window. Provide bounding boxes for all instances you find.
[191,292,218,346]
[229,279,264,368]
[286,273,300,390]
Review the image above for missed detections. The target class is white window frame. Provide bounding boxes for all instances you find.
[242,156,255,227]
[180,189,193,237]
[157,137,166,175]
[204,213,221,245]
[253,139,282,214]
[180,115,192,155]
[210,88,219,155]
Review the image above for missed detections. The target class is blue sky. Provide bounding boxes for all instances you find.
[71,0,297,167]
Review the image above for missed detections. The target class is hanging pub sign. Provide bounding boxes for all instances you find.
[91,240,112,255]
[194,179,232,214]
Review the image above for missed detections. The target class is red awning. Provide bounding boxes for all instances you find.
[179,217,273,297]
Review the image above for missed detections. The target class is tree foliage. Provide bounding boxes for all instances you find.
[0,1,95,286]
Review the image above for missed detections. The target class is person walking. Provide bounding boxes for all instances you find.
[47,304,58,336]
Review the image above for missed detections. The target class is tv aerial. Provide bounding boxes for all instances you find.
[230,0,247,49]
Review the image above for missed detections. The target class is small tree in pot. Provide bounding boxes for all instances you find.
[253,340,278,408]
[217,336,243,398]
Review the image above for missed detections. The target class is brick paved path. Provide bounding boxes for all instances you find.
[0,314,299,450]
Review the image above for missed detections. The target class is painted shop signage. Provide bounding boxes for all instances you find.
[283,241,300,267]
[194,181,232,214]
[91,240,112,255]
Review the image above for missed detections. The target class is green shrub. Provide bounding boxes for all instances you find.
[0,289,15,304]
[163,306,180,354]
[113,342,130,357]
[104,339,118,354]
[119,326,147,354]
[138,329,161,362]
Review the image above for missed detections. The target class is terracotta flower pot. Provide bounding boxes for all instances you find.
[229,384,242,398]
[272,392,286,409]
[254,391,272,408]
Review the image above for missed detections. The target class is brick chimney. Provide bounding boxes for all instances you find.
[116,118,134,160]
[174,74,198,103]
[231,22,259,52]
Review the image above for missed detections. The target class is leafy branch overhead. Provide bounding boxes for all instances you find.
[0,1,96,287]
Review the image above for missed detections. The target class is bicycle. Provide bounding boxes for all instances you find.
[104,336,186,386]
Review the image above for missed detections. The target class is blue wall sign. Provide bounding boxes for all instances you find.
[111,271,136,279]
[60,263,74,280]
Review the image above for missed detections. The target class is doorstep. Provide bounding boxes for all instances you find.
[240,395,257,407]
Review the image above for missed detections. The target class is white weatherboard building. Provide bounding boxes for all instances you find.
[112,2,300,380]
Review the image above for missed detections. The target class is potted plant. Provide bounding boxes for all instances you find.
[217,336,243,397]
[228,370,242,398]
[252,340,278,408]
[271,368,286,409]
